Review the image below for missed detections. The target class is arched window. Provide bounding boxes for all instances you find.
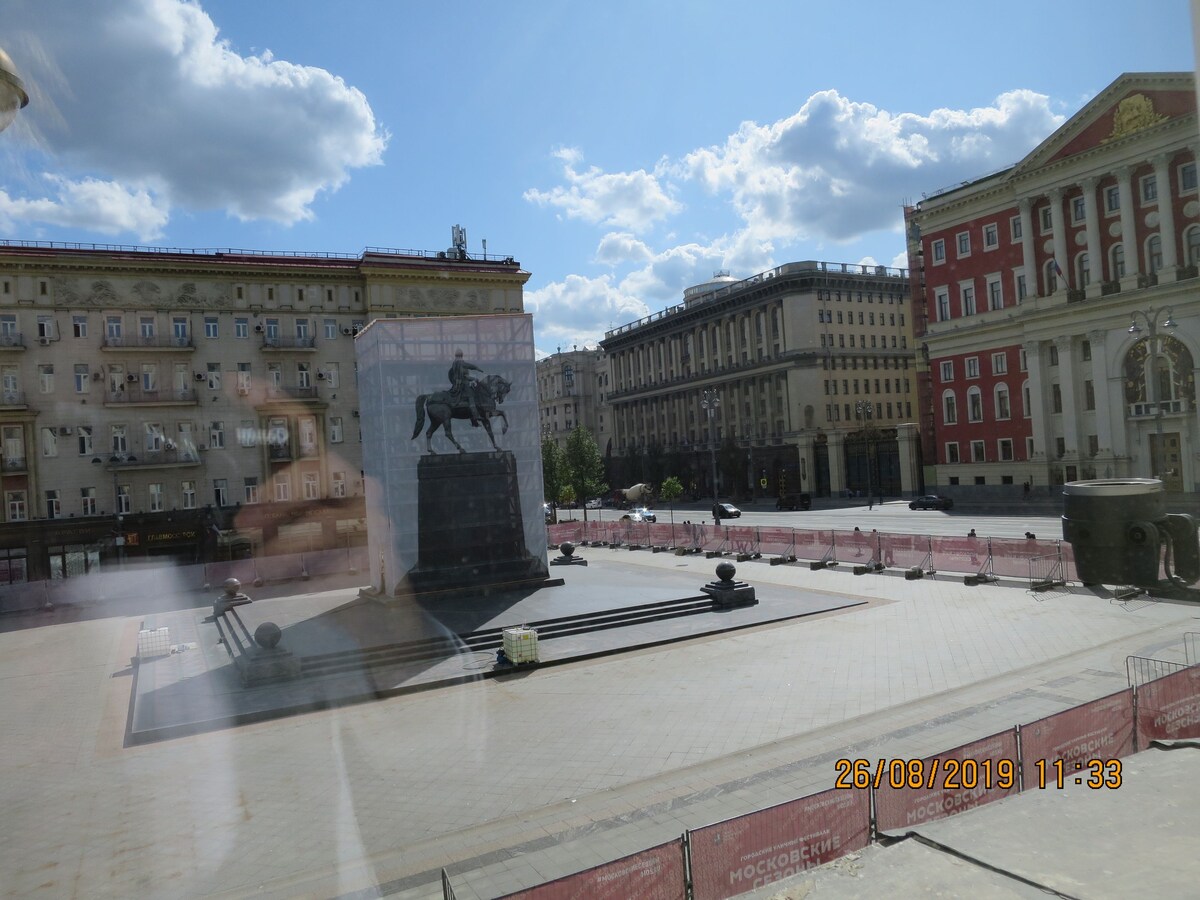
[1044,259,1059,294]
[1147,234,1163,273]
[967,386,983,422]
[942,390,958,425]
[995,383,1011,420]
[1075,252,1090,286]
[1109,243,1125,279]
[1186,225,1200,266]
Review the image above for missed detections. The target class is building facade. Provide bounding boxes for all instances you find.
[907,72,1200,496]
[535,347,612,453]
[0,241,527,581]
[600,262,921,501]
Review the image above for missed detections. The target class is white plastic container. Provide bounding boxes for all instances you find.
[502,626,539,664]
[136,627,171,659]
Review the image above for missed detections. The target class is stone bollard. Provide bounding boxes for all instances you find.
[700,561,757,609]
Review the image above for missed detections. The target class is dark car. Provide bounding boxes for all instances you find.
[776,493,812,511]
[712,502,742,520]
[909,495,954,510]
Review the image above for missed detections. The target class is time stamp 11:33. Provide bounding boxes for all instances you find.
[834,757,1123,791]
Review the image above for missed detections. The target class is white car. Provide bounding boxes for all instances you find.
[585,498,603,509]
[630,507,657,522]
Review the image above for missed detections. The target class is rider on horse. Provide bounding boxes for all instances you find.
[448,350,483,426]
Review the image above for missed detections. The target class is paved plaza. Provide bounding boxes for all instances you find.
[2,546,1199,899]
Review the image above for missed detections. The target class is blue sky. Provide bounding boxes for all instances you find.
[0,0,1194,354]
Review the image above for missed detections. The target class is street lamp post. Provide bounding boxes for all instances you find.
[1127,306,1178,480]
[855,400,874,506]
[701,388,720,510]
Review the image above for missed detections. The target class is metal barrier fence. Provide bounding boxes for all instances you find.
[472,657,1198,899]
[1126,654,1189,688]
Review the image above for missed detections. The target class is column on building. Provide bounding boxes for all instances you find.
[1081,176,1103,299]
[1087,329,1120,460]
[1152,153,1179,280]
[1048,188,1070,294]
[1018,198,1037,299]
[826,431,847,496]
[1055,336,1080,460]
[896,424,920,495]
[1116,165,1140,289]
[1023,340,1052,475]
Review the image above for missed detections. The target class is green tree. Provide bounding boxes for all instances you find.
[659,475,683,524]
[541,437,566,504]
[564,426,607,520]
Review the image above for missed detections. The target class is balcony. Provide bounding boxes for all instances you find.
[265,385,319,402]
[0,391,27,408]
[104,387,198,406]
[101,335,195,351]
[99,448,201,469]
[267,443,292,461]
[1129,399,1189,418]
[1,456,27,472]
[0,333,25,351]
[260,335,317,351]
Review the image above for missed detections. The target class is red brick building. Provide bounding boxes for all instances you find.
[906,72,1200,497]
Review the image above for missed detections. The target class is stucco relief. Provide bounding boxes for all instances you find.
[1108,221,1122,238]
[51,277,80,304]
[89,280,118,306]
[1102,94,1168,143]
[131,280,161,303]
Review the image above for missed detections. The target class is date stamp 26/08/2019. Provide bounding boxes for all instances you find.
[834,757,1123,791]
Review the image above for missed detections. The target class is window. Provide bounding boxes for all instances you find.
[81,487,97,517]
[1039,206,1053,232]
[1147,235,1163,273]
[966,357,980,379]
[149,483,163,513]
[961,284,976,315]
[295,319,310,341]
[40,427,56,458]
[324,318,337,340]
[1052,383,1063,413]
[274,474,290,502]
[946,442,960,464]
[970,440,986,462]
[1022,382,1032,418]
[1071,195,1086,224]
[1088,434,1100,457]
[987,278,1002,310]
[303,472,320,500]
[73,316,87,338]
[239,419,257,447]
[1044,260,1058,293]
[297,362,311,389]
[213,478,228,507]
[204,317,218,339]
[967,387,983,422]
[299,416,317,456]
[1084,379,1095,410]
[995,385,1010,420]
[78,426,93,456]
[235,318,249,339]
[1141,174,1157,203]
[942,391,958,425]
[111,424,127,455]
[207,363,221,390]
[1076,253,1090,286]
[931,239,945,263]
[181,480,196,509]
[1081,340,1091,361]
[1010,216,1022,241]
[1105,185,1120,212]
[210,421,225,449]
[139,316,155,340]
[935,289,950,321]
[237,362,251,393]
[74,364,88,393]
[37,315,52,339]
[1187,226,1200,265]
[956,231,971,257]
[144,423,163,452]
[244,477,260,504]
[116,485,130,515]
[265,318,280,340]
[1056,437,1066,459]
[38,364,53,394]
[331,471,346,498]
[940,360,953,382]
[329,416,344,443]
[1048,344,1059,366]
[142,363,158,393]
[983,223,998,249]
[998,439,1014,461]
[1111,243,1126,278]
[7,491,28,522]
[991,352,1007,375]
[1015,272,1027,301]
[46,489,60,519]
[1182,161,1198,193]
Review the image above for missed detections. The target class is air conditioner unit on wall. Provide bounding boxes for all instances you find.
[92,372,103,381]
[237,387,249,396]
[341,327,353,336]
[126,373,137,383]
[38,337,51,346]
[58,427,72,436]
[195,372,206,381]
[254,324,265,333]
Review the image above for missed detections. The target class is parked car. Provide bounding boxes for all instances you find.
[631,507,657,522]
[585,498,603,509]
[712,502,742,520]
[776,493,812,511]
[543,502,553,522]
[620,511,644,523]
[909,495,954,510]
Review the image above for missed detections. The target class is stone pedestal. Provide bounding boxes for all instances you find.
[236,647,301,687]
[700,561,758,609]
[402,451,548,594]
[550,541,588,566]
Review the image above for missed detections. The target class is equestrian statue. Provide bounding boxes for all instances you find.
[411,353,512,454]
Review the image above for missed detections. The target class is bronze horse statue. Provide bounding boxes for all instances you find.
[411,373,512,454]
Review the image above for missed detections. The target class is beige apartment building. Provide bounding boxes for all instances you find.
[536,347,612,453]
[600,263,922,501]
[0,240,528,581]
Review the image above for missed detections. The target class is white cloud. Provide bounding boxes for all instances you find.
[681,88,1063,243]
[3,0,387,235]
[0,176,170,240]
[524,149,681,232]
[594,232,653,266]
[527,274,650,351]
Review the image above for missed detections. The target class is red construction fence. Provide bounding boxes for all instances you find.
[460,660,1200,900]
[547,520,1075,582]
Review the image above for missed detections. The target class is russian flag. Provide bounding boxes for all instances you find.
[1051,258,1065,280]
